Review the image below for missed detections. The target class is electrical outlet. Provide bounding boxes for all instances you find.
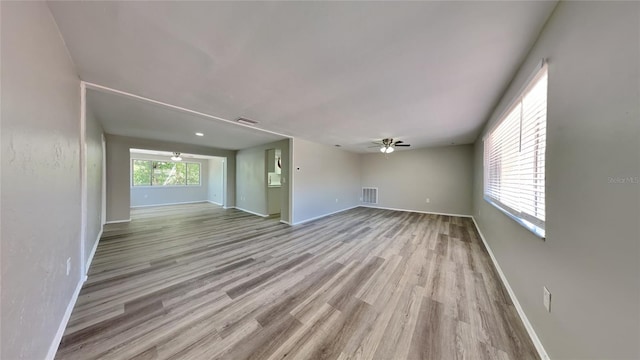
[66,258,71,276]
[543,286,551,312]
[426,198,430,203]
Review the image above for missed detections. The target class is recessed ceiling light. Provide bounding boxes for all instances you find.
[195,132,204,136]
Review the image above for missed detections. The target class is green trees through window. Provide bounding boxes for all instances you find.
[132,159,200,186]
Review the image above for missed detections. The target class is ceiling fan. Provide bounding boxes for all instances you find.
[370,138,411,154]
[170,152,182,161]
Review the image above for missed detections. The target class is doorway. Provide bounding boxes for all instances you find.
[265,148,282,216]
[129,149,226,208]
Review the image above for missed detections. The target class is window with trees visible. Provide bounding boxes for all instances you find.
[132,159,201,186]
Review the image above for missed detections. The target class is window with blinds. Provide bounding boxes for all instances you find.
[484,64,547,237]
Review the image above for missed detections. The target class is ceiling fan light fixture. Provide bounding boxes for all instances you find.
[171,152,182,161]
[380,146,394,154]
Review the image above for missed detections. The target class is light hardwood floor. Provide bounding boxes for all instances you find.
[56,203,538,360]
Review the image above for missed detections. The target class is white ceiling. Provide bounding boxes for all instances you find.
[50,1,557,152]
[87,88,286,150]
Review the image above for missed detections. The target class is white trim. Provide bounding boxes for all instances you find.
[83,82,292,139]
[131,185,204,189]
[207,200,223,206]
[471,217,550,360]
[130,200,209,208]
[101,134,107,226]
[235,207,269,218]
[292,205,359,225]
[79,82,87,277]
[105,219,131,224]
[359,205,472,218]
[279,220,292,225]
[289,138,295,225]
[45,278,84,360]
[223,206,235,210]
[85,228,102,275]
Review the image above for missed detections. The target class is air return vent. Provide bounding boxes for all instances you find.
[236,117,259,125]
[362,187,378,204]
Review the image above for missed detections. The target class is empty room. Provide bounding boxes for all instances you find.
[1,1,638,360]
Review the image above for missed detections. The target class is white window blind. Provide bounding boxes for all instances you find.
[484,65,547,236]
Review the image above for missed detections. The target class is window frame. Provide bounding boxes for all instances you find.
[483,60,548,239]
[131,158,202,188]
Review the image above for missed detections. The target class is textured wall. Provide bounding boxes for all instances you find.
[292,139,361,224]
[472,2,640,358]
[360,145,473,216]
[208,157,225,205]
[85,110,104,266]
[1,2,82,359]
[236,139,290,220]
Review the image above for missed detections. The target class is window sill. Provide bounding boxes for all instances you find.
[131,185,202,188]
[483,196,546,240]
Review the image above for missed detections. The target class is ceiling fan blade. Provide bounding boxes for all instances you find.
[394,140,404,144]
[395,144,411,147]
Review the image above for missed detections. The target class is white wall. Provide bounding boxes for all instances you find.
[106,135,236,222]
[85,110,104,265]
[473,2,640,358]
[130,154,209,207]
[267,187,282,215]
[1,2,82,359]
[207,157,225,205]
[361,145,473,216]
[292,139,361,224]
[236,139,290,220]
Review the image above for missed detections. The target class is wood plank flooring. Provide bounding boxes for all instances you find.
[56,203,538,360]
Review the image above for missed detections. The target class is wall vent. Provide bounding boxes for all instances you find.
[236,117,259,125]
[362,187,378,204]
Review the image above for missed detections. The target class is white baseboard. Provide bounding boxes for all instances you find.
[279,220,292,225]
[45,277,84,360]
[471,217,550,360]
[105,218,130,224]
[130,200,208,208]
[292,205,359,225]
[207,200,223,206]
[359,205,472,218]
[234,206,269,218]
[85,228,102,275]
[223,206,235,210]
